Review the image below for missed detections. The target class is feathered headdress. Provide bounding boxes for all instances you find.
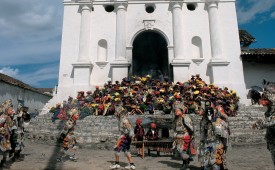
[174,101,185,110]
[115,105,128,116]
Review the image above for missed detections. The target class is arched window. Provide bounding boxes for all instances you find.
[97,39,107,61]
[191,36,203,59]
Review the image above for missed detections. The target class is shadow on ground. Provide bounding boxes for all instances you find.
[44,121,63,170]
[107,160,129,167]
[158,160,201,170]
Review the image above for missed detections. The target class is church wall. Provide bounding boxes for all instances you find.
[126,3,173,46]
[90,4,116,86]
[56,0,249,104]
[182,2,211,83]
[126,3,173,77]
[58,5,82,101]
[218,2,248,104]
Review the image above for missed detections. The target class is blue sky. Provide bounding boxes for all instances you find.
[0,0,274,88]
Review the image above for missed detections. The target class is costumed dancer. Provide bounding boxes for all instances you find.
[215,99,230,170]
[9,103,30,161]
[134,118,144,157]
[198,100,229,170]
[173,101,196,170]
[56,128,78,162]
[56,108,79,162]
[110,105,135,170]
[0,99,13,167]
[253,80,275,166]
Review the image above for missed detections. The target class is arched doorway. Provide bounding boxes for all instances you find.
[132,31,170,81]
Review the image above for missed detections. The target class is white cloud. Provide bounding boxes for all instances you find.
[0,0,63,42]
[271,12,275,18]
[0,0,63,71]
[236,0,275,24]
[17,63,59,87]
[0,63,59,87]
[0,67,19,77]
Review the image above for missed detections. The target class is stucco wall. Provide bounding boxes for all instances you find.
[57,0,248,104]
[0,82,52,113]
[243,61,275,90]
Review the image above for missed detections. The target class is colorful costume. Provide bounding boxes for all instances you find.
[198,105,229,170]
[173,102,196,170]
[115,106,132,152]
[0,100,13,167]
[56,108,79,162]
[10,104,30,161]
[255,82,275,166]
[110,105,135,170]
[57,129,78,162]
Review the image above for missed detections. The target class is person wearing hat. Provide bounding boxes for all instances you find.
[173,102,195,170]
[214,100,230,170]
[110,106,135,170]
[145,122,160,156]
[55,108,79,163]
[9,104,30,162]
[145,93,154,114]
[76,91,85,106]
[198,100,228,170]
[134,118,144,157]
[0,104,13,167]
[85,91,93,103]
[253,83,275,167]
[130,99,143,115]
[146,122,159,141]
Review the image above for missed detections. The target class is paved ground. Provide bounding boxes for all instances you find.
[2,139,274,170]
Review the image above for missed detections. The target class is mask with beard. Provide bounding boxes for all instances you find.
[205,107,214,121]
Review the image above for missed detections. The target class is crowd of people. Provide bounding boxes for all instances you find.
[0,99,30,168]
[50,74,239,118]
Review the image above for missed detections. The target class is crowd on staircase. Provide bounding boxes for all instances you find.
[49,74,240,119]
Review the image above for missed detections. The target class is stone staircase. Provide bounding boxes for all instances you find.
[228,105,266,144]
[24,105,267,149]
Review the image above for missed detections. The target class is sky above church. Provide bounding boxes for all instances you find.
[0,0,274,88]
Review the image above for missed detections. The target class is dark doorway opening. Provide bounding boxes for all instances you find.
[132,31,171,81]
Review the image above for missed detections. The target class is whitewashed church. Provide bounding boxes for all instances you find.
[56,0,249,104]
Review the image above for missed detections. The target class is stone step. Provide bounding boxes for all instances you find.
[230,134,266,143]
[230,129,265,136]
[26,105,269,147]
[28,119,261,130]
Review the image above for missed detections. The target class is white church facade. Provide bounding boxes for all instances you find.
[57,0,248,104]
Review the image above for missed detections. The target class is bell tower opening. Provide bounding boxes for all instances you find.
[132,31,170,81]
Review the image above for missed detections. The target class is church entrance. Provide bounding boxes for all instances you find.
[132,31,170,81]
